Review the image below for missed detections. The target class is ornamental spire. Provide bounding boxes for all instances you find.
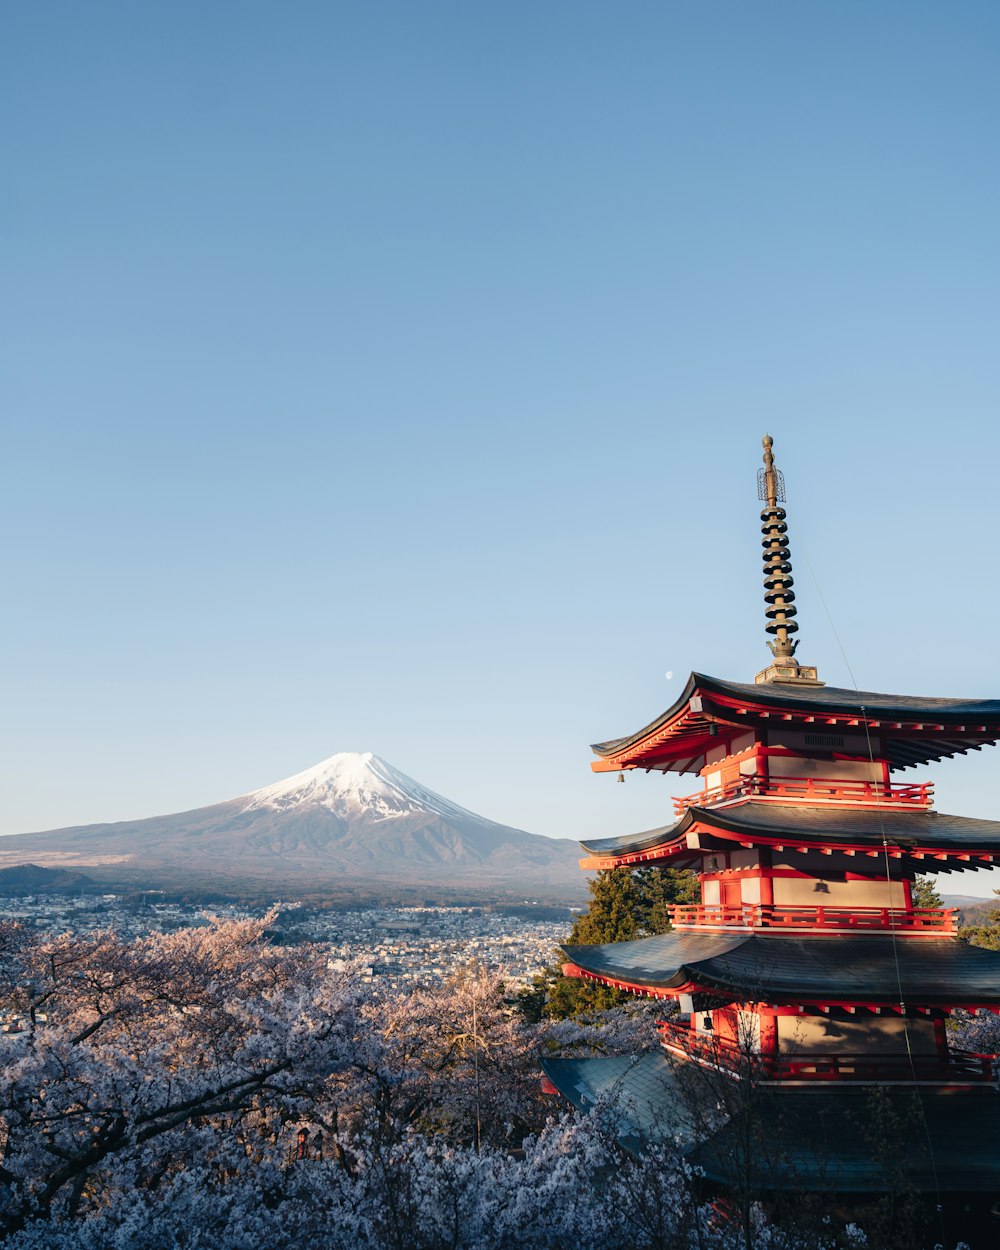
[754,435,823,686]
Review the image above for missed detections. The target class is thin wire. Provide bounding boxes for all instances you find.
[799,542,947,1239]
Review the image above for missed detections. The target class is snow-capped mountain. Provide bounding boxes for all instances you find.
[0,753,588,897]
[245,752,507,825]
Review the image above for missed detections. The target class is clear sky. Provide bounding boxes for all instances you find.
[3,4,1000,893]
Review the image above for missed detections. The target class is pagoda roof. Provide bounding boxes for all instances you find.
[591,672,1000,774]
[539,1051,698,1154]
[541,1052,1000,1192]
[579,801,1000,868]
[561,930,1000,1007]
[581,820,681,859]
[692,1084,1000,1194]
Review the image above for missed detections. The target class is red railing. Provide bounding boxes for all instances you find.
[673,774,934,816]
[668,903,958,935]
[656,1020,997,1084]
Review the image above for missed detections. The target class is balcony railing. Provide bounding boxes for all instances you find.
[672,774,934,817]
[657,1020,997,1084]
[668,903,957,935]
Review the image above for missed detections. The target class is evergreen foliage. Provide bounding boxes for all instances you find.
[960,888,1000,951]
[0,911,980,1249]
[634,865,701,933]
[524,866,699,1019]
[910,876,942,909]
[568,867,641,945]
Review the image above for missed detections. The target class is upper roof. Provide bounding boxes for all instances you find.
[579,801,1000,867]
[562,930,1000,1005]
[591,672,1000,774]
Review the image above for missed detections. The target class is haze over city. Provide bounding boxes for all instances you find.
[3,4,999,894]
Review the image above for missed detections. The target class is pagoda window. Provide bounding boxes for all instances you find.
[777,1014,938,1057]
[766,755,883,784]
[770,872,906,909]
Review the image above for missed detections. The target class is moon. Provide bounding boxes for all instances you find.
[665,671,674,680]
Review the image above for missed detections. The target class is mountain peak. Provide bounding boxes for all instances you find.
[0,751,587,897]
[241,751,485,824]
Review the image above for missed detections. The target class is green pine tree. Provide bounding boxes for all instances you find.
[540,868,637,1016]
[960,889,1000,951]
[520,866,700,1019]
[568,867,640,945]
[634,866,701,934]
[910,876,942,909]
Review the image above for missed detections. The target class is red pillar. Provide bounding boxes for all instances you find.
[758,848,775,908]
[759,1010,778,1056]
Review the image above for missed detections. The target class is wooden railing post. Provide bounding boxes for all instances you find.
[673,771,934,813]
[669,902,955,934]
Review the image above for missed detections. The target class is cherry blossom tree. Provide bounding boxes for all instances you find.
[367,963,546,1149]
[0,913,368,1238]
[1,916,965,1250]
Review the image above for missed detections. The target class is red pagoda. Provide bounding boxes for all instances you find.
[541,436,1000,1238]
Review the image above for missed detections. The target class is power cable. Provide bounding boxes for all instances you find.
[799,542,948,1245]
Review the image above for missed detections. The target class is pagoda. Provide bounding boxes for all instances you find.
[542,436,1000,1240]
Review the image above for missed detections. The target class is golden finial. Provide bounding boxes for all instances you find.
[754,435,823,686]
[761,434,780,508]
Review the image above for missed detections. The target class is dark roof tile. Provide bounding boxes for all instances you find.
[563,930,1000,1003]
[579,801,1000,857]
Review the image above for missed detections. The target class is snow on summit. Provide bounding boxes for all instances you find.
[243,751,489,824]
[0,750,588,896]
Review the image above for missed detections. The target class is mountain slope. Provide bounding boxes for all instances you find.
[0,753,588,897]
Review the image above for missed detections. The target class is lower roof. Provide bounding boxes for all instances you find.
[542,1051,1000,1192]
[539,1051,699,1155]
[562,930,1000,1006]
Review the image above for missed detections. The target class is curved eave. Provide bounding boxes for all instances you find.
[578,810,694,868]
[562,930,750,996]
[579,801,1000,870]
[563,960,1000,1011]
[591,673,701,759]
[590,672,1000,776]
[561,932,1000,1009]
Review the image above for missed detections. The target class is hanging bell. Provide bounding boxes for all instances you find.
[617,772,625,784]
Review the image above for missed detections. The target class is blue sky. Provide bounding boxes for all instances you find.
[3,3,1000,892]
